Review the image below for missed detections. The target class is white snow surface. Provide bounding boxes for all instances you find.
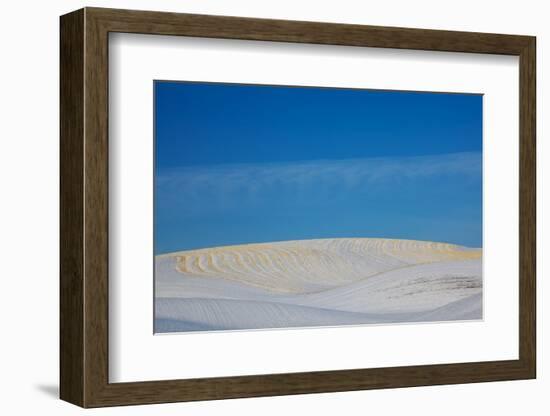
[154,238,482,332]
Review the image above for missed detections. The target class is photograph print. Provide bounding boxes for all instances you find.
[154,81,483,334]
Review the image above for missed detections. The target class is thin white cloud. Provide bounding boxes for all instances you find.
[157,151,481,196]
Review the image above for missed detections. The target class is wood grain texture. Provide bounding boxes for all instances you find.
[59,8,84,406]
[83,10,110,406]
[59,7,537,408]
[89,7,532,54]
[518,38,536,375]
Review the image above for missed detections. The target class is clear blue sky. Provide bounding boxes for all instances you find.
[155,81,482,254]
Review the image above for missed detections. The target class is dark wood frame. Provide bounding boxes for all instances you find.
[60,7,536,408]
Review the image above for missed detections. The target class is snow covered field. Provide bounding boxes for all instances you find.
[154,238,482,333]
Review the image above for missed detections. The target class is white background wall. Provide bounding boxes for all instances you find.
[0,0,546,414]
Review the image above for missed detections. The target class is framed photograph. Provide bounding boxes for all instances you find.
[60,7,536,408]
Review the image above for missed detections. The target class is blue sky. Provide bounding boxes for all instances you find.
[155,81,482,254]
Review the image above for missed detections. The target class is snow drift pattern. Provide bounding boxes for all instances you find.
[155,238,482,333]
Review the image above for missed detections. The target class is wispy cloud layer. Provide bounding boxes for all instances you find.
[157,151,481,198]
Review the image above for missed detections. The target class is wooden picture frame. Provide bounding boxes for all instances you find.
[60,7,536,408]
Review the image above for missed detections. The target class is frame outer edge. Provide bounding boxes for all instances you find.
[519,37,536,377]
[60,8,86,407]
